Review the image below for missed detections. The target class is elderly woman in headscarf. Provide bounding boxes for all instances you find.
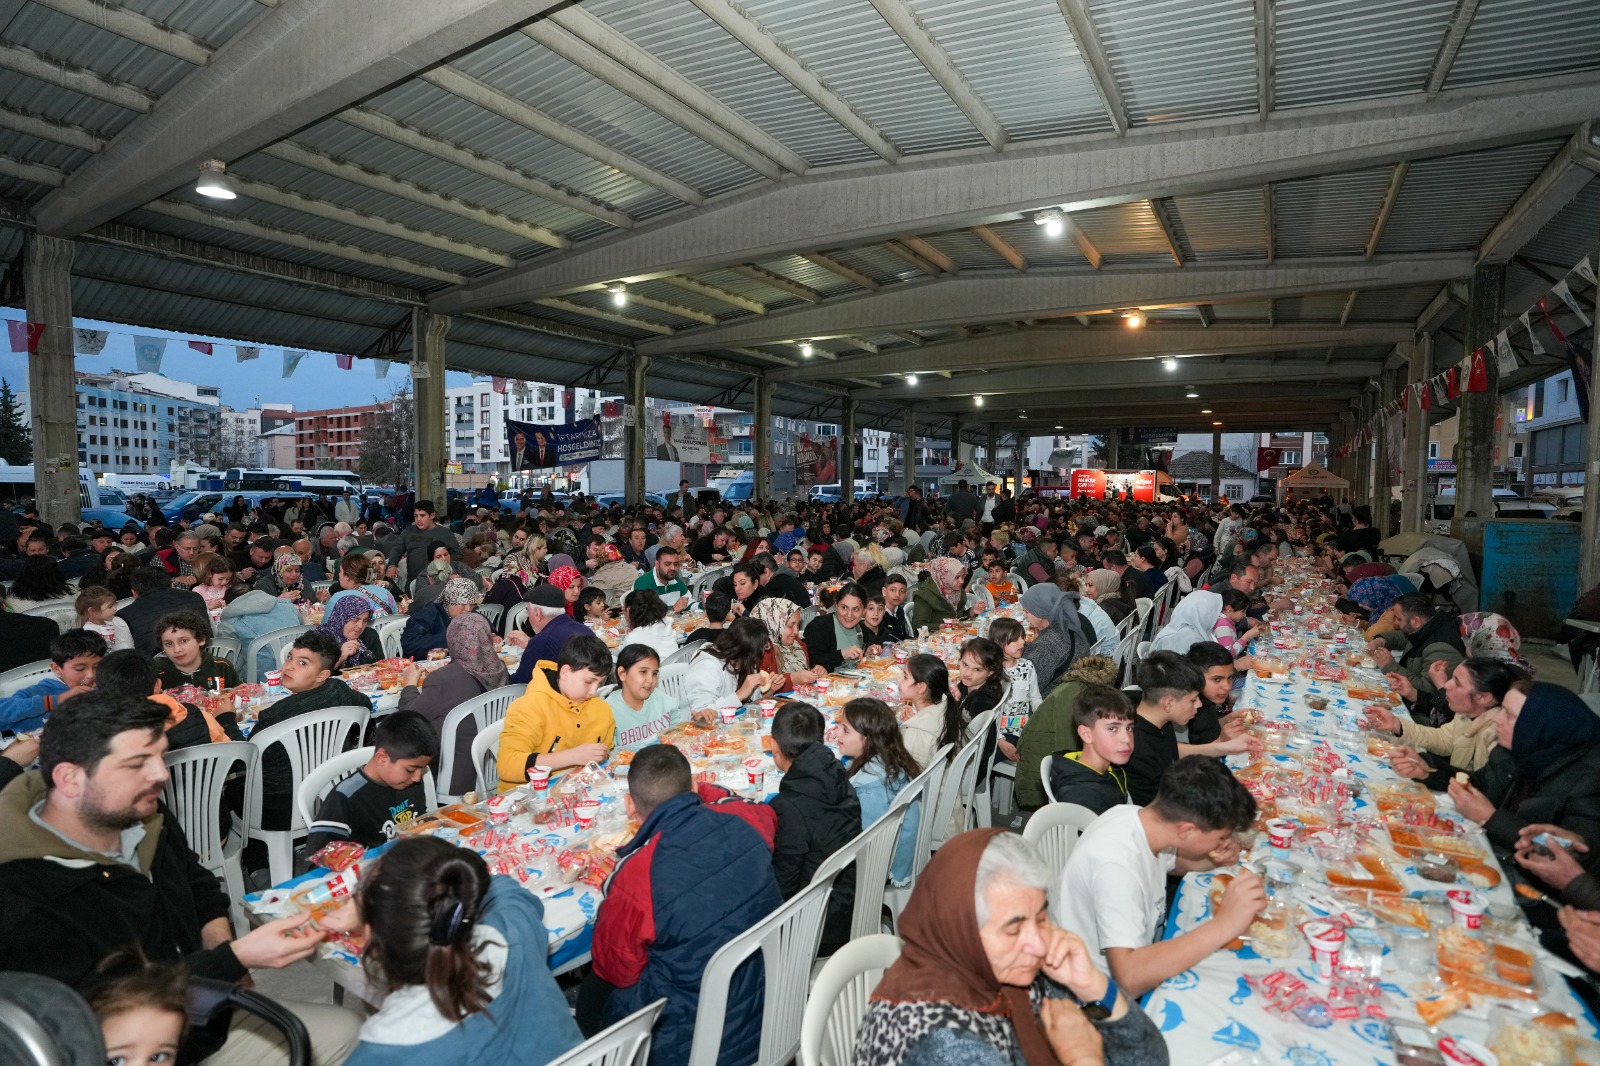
[1018,583,1091,698]
[485,549,539,621]
[396,611,510,795]
[855,829,1164,1066]
[546,556,585,618]
[913,544,970,633]
[314,595,376,670]
[255,549,306,601]
[411,540,480,609]
[752,596,826,690]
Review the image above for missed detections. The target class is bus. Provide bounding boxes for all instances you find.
[0,465,143,527]
[221,467,361,492]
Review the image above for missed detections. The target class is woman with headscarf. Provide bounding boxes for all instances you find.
[1384,611,1529,725]
[855,829,1163,1066]
[255,550,305,601]
[1082,568,1131,626]
[588,542,641,601]
[546,557,585,619]
[397,612,510,795]
[1150,590,1225,655]
[751,596,826,690]
[314,595,376,669]
[912,547,969,633]
[1019,583,1090,698]
[485,549,539,622]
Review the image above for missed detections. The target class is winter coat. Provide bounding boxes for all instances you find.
[1014,657,1119,809]
[1468,743,1600,866]
[215,589,304,678]
[254,678,372,829]
[770,742,861,955]
[399,600,452,658]
[1047,751,1130,815]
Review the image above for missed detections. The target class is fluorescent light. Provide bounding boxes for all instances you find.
[1126,311,1146,330]
[608,283,627,307]
[195,159,237,200]
[1163,357,1178,371]
[1186,389,1199,398]
[1201,408,1212,414]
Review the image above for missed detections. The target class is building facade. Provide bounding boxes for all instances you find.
[36,370,222,475]
[294,404,383,469]
[1520,370,1584,491]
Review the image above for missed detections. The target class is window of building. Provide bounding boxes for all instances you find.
[537,387,554,403]
[1428,441,1440,459]
[1280,450,1301,465]
[1558,379,1571,404]
[479,393,490,407]
[480,428,489,442]
[480,446,490,459]
[479,410,489,425]
[537,406,555,421]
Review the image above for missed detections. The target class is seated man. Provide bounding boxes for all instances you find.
[253,631,374,829]
[0,629,105,732]
[95,648,242,751]
[769,702,861,956]
[498,634,615,792]
[1048,683,1135,815]
[632,545,690,610]
[509,584,592,685]
[586,743,782,1066]
[305,710,436,852]
[1371,593,1466,702]
[155,611,241,692]
[400,576,480,659]
[683,589,732,646]
[117,566,207,656]
[1057,755,1266,997]
[0,692,361,1065]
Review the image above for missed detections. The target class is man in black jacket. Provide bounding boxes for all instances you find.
[752,553,811,608]
[117,567,208,656]
[768,703,859,955]
[0,693,360,1064]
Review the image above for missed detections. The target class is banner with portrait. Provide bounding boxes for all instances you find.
[649,411,710,463]
[794,433,838,486]
[504,417,603,468]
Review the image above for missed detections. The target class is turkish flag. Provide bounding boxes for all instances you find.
[1445,367,1460,399]
[1256,448,1281,471]
[1418,382,1431,410]
[187,340,213,355]
[491,376,507,394]
[602,401,621,418]
[335,354,353,370]
[1466,348,1489,392]
[6,320,43,353]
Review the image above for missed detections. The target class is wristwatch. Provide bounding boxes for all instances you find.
[1077,979,1118,1022]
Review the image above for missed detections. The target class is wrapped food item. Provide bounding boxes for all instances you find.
[1487,1009,1569,1066]
[308,840,365,872]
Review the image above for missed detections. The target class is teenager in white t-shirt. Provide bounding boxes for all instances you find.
[1055,755,1266,997]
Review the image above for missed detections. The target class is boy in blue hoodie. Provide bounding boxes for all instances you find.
[0,629,106,732]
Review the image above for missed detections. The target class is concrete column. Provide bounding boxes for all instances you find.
[1107,431,1121,469]
[1210,429,1223,500]
[410,309,449,508]
[1456,263,1506,521]
[1581,272,1600,588]
[987,422,999,471]
[1334,415,1352,486]
[1354,394,1372,506]
[625,354,649,506]
[840,396,858,503]
[1400,337,1431,534]
[950,419,964,470]
[1013,431,1026,493]
[25,235,79,527]
[902,407,916,494]
[1371,369,1395,531]
[753,375,773,501]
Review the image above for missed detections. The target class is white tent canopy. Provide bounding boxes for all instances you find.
[1277,462,1349,500]
[940,459,1003,486]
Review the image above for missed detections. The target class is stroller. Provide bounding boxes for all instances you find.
[0,973,309,1066]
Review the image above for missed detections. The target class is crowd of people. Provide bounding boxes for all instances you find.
[2,478,1599,1066]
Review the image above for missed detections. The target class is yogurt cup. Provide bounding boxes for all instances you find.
[759,699,777,717]
[1266,818,1297,851]
[720,706,737,725]
[1447,889,1486,930]
[264,669,282,687]
[527,766,552,793]
[574,799,600,830]
[1302,919,1346,979]
[816,679,832,694]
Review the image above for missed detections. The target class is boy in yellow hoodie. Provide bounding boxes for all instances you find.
[498,633,615,792]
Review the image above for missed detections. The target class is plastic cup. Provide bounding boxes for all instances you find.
[574,799,599,830]
[745,756,765,787]
[720,706,737,725]
[1302,919,1346,979]
[759,699,777,717]
[893,647,908,663]
[527,766,552,794]
[1448,889,1486,930]
[264,669,282,687]
[816,679,831,694]
[1266,818,1296,851]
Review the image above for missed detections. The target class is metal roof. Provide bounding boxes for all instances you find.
[0,0,1594,437]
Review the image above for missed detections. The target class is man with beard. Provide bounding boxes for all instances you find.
[0,692,362,1064]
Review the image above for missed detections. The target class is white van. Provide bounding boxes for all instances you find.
[1424,490,1555,533]
[0,465,142,527]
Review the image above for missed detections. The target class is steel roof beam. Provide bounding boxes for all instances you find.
[1255,0,1275,117]
[972,225,1026,271]
[865,0,1006,150]
[931,384,1358,414]
[0,43,155,112]
[639,255,1471,354]
[1149,198,1185,267]
[768,323,1410,382]
[33,0,212,65]
[532,296,673,335]
[1365,162,1410,259]
[0,105,106,153]
[1426,0,1482,98]
[1053,0,1127,134]
[430,78,1600,311]
[657,276,765,315]
[1479,125,1600,265]
[871,356,1384,401]
[801,252,879,291]
[34,0,574,238]
[0,155,65,188]
[731,263,822,303]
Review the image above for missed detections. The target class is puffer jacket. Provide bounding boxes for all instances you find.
[1048,751,1131,815]
[593,790,782,1066]
[1014,656,1119,809]
[1468,742,1600,868]
[910,579,959,634]
[770,742,861,956]
[215,589,304,677]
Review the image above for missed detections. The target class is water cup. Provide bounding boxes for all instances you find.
[1302,919,1346,979]
[574,799,600,830]
[759,699,777,717]
[1447,889,1486,930]
[1266,818,1297,851]
[264,669,282,687]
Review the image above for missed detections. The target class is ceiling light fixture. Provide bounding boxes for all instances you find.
[905,374,918,386]
[1186,389,1199,398]
[1125,310,1146,330]
[1034,209,1065,238]
[800,342,814,358]
[1163,357,1178,371]
[975,395,984,407]
[608,283,627,307]
[1212,421,1224,426]
[1201,408,1212,414]
[195,159,237,200]
[1055,424,1064,430]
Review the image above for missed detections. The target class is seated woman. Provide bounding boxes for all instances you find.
[546,558,584,618]
[256,550,306,602]
[679,617,776,714]
[397,612,509,795]
[315,596,377,670]
[855,830,1163,1066]
[1019,584,1090,698]
[911,550,969,633]
[1149,590,1224,656]
[323,836,582,1066]
[334,552,399,617]
[1082,568,1130,626]
[1369,657,1525,785]
[619,589,679,664]
[839,696,921,885]
[752,597,827,691]
[8,556,74,613]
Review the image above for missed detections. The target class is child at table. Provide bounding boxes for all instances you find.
[983,558,1018,607]
[1047,683,1135,815]
[323,836,582,1066]
[154,610,240,692]
[75,586,133,651]
[607,644,685,755]
[1185,640,1245,748]
[0,628,105,732]
[858,593,892,647]
[305,711,437,853]
[96,648,242,751]
[577,586,615,623]
[838,696,920,885]
[769,701,861,956]
[497,634,615,792]
[86,951,189,1066]
[987,616,1040,764]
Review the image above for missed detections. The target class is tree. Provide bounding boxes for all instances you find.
[358,386,414,487]
[0,378,31,465]
[1088,434,1108,468]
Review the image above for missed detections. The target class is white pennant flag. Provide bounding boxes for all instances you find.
[133,336,166,373]
[73,328,108,355]
[1494,331,1518,375]
[1554,279,1593,327]
[236,345,260,363]
[1520,311,1547,356]
[1576,255,1596,286]
[283,350,307,378]
[375,360,390,379]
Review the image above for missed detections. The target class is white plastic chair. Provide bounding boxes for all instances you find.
[972,689,1009,829]
[0,659,53,697]
[1113,627,1141,686]
[546,999,667,1066]
[163,741,258,935]
[23,602,76,633]
[243,624,311,684]
[1023,802,1100,880]
[436,684,521,802]
[930,711,994,848]
[475,602,505,630]
[244,705,370,884]
[1039,754,1059,804]
[799,605,820,630]
[663,639,706,667]
[656,661,691,708]
[882,744,952,925]
[473,719,506,794]
[296,744,439,830]
[809,802,911,944]
[505,602,531,636]
[686,875,841,1066]
[204,637,242,673]
[799,934,902,1066]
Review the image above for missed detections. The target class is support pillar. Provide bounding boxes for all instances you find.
[987,422,999,472]
[840,396,858,503]
[625,354,649,506]
[1354,394,1372,507]
[950,419,964,471]
[1334,415,1352,486]
[1107,431,1121,470]
[1581,268,1600,588]
[1457,263,1506,521]
[25,235,79,527]
[902,407,916,494]
[1371,369,1395,532]
[1013,430,1025,494]
[1210,430,1223,501]
[410,309,448,508]
[1400,337,1431,534]
[753,375,773,501]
